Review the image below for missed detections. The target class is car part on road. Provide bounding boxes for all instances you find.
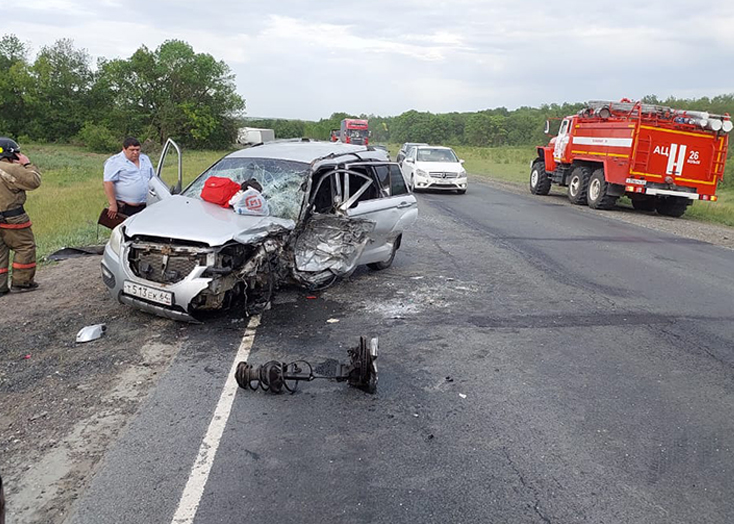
[75,324,107,343]
[234,336,378,394]
[47,245,105,261]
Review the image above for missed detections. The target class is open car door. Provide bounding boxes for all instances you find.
[292,162,416,288]
[147,138,183,206]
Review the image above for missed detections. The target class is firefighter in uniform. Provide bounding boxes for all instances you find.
[0,137,41,295]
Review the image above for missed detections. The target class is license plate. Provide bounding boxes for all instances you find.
[123,281,173,306]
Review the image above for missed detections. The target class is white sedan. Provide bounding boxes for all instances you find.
[401,146,467,194]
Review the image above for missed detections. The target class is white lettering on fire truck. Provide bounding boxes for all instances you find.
[654,143,688,176]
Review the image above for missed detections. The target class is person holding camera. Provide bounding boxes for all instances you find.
[0,137,41,296]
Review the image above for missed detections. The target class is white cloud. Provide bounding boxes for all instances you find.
[7,0,734,119]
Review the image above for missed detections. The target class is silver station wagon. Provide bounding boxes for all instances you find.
[100,139,418,322]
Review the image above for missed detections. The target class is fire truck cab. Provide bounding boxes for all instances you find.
[531,100,731,217]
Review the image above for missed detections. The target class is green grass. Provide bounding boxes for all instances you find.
[388,143,734,228]
[22,144,227,260]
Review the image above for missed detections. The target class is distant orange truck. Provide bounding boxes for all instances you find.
[530,100,731,217]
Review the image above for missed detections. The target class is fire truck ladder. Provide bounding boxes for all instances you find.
[631,133,652,174]
[712,138,728,180]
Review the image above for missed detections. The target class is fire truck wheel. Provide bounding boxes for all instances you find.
[587,169,618,210]
[655,197,690,218]
[631,196,657,212]
[529,160,551,195]
[567,166,591,205]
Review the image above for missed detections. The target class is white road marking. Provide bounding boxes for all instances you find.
[171,315,261,524]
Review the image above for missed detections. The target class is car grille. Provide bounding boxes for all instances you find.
[429,172,459,179]
[128,248,206,284]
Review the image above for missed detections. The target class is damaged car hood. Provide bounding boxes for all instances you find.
[123,196,295,246]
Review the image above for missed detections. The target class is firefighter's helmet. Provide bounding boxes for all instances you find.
[0,137,20,161]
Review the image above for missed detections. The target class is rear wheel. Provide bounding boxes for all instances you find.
[631,196,657,212]
[587,168,618,209]
[655,196,690,218]
[567,165,591,205]
[529,160,551,195]
[368,235,401,271]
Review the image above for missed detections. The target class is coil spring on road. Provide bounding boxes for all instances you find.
[235,360,313,394]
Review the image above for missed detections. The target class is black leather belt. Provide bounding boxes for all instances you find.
[0,206,24,218]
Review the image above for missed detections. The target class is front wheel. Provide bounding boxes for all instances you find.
[587,168,618,210]
[456,188,466,194]
[529,160,551,195]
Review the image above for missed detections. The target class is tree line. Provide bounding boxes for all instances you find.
[249,94,734,148]
[2,34,733,152]
[0,34,244,150]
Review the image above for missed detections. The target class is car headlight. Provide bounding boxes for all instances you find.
[459,169,467,176]
[416,169,427,177]
[109,224,124,256]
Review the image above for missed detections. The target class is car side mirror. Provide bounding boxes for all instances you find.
[459,159,465,164]
[544,120,550,135]
[405,158,414,164]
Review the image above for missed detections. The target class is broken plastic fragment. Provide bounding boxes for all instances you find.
[327,318,340,324]
[76,324,107,343]
[459,393,467,399]
[22,354,31,360]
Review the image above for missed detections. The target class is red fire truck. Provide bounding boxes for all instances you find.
[339,118,369,145]
[530,100,731,217]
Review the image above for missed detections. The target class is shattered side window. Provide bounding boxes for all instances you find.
[182,157,309,220]
[373,166,391,197]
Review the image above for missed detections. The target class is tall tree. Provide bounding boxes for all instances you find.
[25,39,95,141]
[98,40,245,148]
[0,34,32,138]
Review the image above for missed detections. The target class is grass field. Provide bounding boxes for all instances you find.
[16,142,734,262]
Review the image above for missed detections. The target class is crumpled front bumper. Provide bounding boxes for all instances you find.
[100,242,212,322]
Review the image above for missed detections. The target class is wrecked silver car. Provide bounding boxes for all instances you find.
[100,139,418,321]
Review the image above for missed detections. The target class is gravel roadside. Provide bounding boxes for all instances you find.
[471,174,734,250]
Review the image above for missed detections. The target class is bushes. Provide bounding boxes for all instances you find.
[76,123,119,153]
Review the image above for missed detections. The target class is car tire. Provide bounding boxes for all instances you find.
[368,235,401,271]
[567,165,591,205]
[631,196,657,212]
[529,160,551,195]
[655,196,690,218]
[456,189,466,194]
[587,168,618,210]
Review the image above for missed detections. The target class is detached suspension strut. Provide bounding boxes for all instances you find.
[234,336,378,394]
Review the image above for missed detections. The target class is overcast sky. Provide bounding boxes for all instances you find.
[12,0,734,120]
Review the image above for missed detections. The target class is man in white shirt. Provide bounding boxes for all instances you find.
[103,137,155,219]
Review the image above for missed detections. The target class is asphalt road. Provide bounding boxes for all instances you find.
[66,179,734,524]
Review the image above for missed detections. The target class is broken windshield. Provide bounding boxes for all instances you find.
[183,157,309,221]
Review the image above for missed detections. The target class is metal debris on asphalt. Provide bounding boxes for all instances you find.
[235,336,378,394]
[75,324,107,343]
